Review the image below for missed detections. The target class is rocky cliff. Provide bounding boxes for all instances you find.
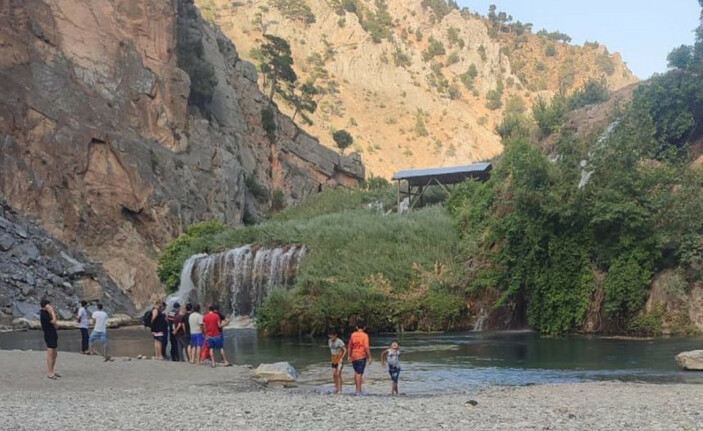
[0,194,134,326]
[200,0,638,177]
[0,0,364,309]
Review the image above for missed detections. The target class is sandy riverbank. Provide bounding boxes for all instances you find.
[0,351,700,430]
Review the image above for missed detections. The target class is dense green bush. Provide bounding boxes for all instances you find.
[422,37,446,61]
[270,0,316,24]
[448,57,702,333]
[157,220,227,291]
[421,0,459,22]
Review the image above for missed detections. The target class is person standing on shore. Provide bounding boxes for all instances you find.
[348,320,372,396]
[76,300,89,354]
[40,299,59,380]
[188,304,204,364]
[150,302,168,360]
[89,304,110,361]
[381,340,401,396]
[172,303,189,362]
[167,303,180,361]
[202,305,231,368]
[328,329,347,395]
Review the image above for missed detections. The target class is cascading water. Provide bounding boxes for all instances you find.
[171,245,306,325]
[578,120,620,189]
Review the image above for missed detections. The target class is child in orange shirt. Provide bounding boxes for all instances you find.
[347,320,372,395]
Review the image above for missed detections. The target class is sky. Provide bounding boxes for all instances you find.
[460,0,700,79]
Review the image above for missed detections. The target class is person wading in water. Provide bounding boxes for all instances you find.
[348,320,372,396]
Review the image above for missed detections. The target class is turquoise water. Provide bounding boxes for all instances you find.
[2,328,702,394]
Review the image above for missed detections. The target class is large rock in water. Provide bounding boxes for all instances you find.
[675,350,703,370]
[254,362,299,382]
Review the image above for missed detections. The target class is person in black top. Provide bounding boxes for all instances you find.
[150,301,168,360]
[40,299,59,379]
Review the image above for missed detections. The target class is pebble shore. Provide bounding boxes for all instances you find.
[0,351,700,430]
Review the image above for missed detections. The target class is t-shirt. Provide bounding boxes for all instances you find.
[189,312,203,335]
[92,310,109,333]
[329,338,345,364]
[40,309,57,338]
[386,348,401,368]
[173,313,185,336]
[202,312,221,338]
[78,307,89,329]
[348,331,370,361]
[183,312,191,335]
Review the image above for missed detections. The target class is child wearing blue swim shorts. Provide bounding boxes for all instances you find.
[381,340,401,396]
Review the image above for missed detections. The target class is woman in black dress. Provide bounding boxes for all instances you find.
[40,299,59,379]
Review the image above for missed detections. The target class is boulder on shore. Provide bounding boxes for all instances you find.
[675,350,703,370]
[11,314,136,330]
[254,362,299,382]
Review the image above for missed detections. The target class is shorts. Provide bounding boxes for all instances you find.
[388,365,401,383]
[206,334,224,350]
[331,362,344,371]
[44,333,58,349]
[152,332,165,343]
[177,334,190,346]
[190,333,204,347]
[89,331,107,344]
[352,359,367,375]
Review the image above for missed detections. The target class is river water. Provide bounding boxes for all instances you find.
[2,328,702,394]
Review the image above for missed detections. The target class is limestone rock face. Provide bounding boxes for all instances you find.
[0,0,363,308]
[203,0,639,178]
[675,350,703,371]
[254,362,299,382]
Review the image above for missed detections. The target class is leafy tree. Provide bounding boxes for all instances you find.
[667,45,694,70]
[422,37,446,61]
[270,0,316,24]
[283,81,319,124]
[333,129,354,154]
[254,35,298,103]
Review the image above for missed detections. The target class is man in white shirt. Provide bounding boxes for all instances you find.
[76,300,90,354]
[187,304,204,365]
[89,303,110,360]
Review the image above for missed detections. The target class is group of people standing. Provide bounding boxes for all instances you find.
[39,300,401,394]
[145,301,233,367]
[328,320,402,396]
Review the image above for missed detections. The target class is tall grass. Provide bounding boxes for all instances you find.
[157,187,468,335]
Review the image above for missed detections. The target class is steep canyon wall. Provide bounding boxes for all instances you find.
[0,0,364,310]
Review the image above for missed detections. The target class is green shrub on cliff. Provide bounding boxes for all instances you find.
[157,220,227,291]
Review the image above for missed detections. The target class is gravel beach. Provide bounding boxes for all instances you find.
[0,350,700,430]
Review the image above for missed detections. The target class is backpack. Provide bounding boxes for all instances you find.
[142,309,154,328]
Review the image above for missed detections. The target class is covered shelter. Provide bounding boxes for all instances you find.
[392,162,492,211]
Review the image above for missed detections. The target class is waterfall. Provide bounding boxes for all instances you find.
[171,245,307,322]
[578,120,620,189]
[167,253,207,310]
[473,308,488,332]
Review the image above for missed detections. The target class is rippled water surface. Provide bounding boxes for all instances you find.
[2,328,702,394]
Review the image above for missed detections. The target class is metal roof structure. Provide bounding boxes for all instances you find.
[392,162,493,212]
[392,162,492,187]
